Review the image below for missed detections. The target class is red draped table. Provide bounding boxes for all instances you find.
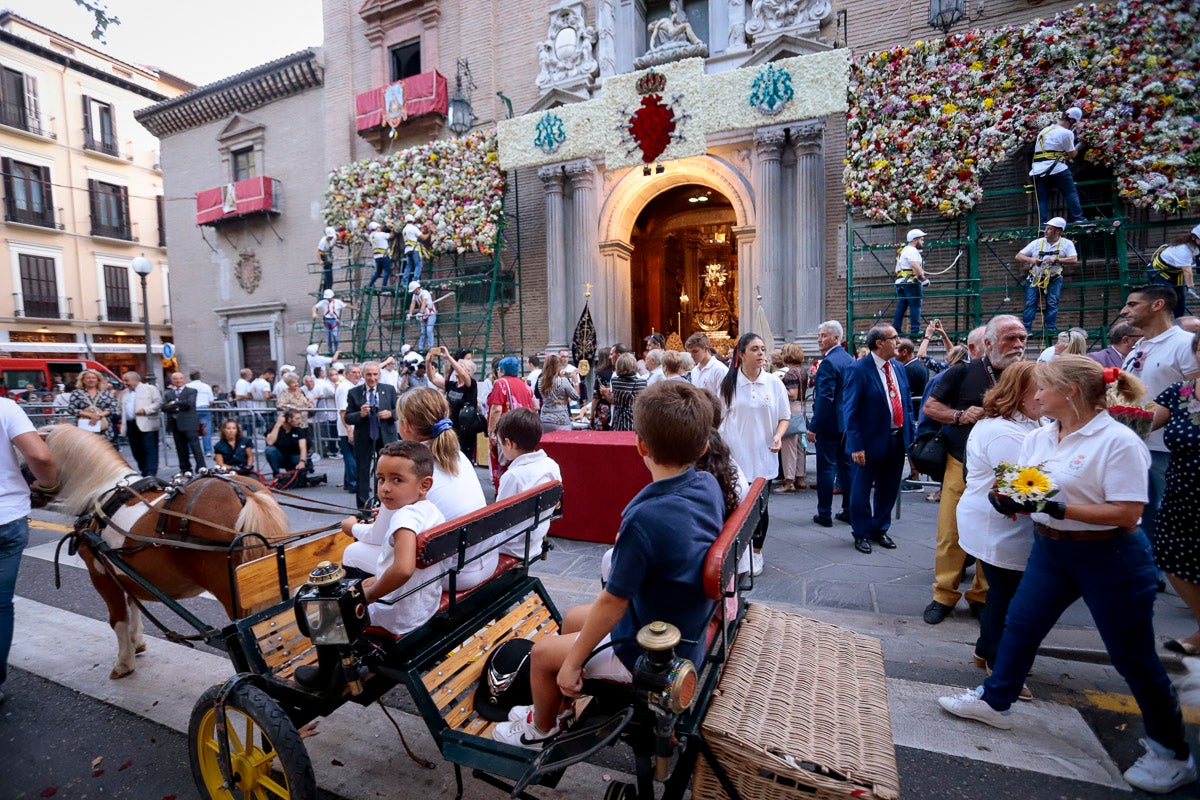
[540,430,651,544]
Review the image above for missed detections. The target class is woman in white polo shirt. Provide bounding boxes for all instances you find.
[939,356,1194,795]
[718,332,789,577]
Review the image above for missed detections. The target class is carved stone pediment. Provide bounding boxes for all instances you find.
[742,32,833,67]
[746,0,832,45]
[527,87,591,114]
[535,0,598,101]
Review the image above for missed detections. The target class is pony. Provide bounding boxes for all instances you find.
[44,425,290,678]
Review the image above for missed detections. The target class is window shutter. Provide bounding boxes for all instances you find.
[119,185,130,237]
[40,165,53,226]
[156,195,166,246]
[81,95,92,145]
[87,178,99,232]
[1,156,10,219]
[22,73,38,133]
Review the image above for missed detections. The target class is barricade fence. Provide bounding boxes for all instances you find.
[16,400,345,479]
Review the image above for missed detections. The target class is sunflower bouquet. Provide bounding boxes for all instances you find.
[989,462,1064,519]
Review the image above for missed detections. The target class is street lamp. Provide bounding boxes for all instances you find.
[130,256,155,384]
[927,0,964,35]
[447,58,475,136]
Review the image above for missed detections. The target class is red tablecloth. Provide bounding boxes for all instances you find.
[540,430,651,544]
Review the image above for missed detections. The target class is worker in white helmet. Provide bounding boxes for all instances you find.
[366,221,393,289]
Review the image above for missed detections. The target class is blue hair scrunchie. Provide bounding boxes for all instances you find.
[431,417,455,435]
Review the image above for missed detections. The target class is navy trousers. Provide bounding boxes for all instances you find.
[848,432,906,541]
[815,431,851,519]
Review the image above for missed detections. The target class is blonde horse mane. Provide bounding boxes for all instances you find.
[42,425,139,517]
[235,484,290,544]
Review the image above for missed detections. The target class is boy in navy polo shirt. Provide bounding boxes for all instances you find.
[494,381,723,747]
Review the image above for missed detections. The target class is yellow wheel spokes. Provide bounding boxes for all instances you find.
[197,708,290,799]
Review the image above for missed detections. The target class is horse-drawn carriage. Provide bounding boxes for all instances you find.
[45,425,900,800]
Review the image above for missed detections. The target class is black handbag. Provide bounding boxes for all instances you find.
[908,428,947,482]
[457,403,487,436]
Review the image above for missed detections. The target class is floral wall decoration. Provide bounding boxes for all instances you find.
[323,130,505,255]
[845,0,1200,222]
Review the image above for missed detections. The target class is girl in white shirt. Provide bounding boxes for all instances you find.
[717,333,789,577]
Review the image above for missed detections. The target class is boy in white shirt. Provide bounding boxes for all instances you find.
[339,440,446,637]
[492,408,562,559]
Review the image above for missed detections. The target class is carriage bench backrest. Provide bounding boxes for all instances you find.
[702,478,765,602]
[234,529,356,617]
[414,481,563,572]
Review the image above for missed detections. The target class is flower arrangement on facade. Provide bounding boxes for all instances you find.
[323,130,505,255]
[845,0,1200,222]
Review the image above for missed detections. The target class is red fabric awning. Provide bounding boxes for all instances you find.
[196,176,280,226]
[354,70,448,134]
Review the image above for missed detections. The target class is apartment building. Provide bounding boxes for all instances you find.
[0,12,189,383]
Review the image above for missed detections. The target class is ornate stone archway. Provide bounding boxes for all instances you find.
[596,154,757,348]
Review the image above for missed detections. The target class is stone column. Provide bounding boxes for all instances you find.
[732,225,757,342]
[727,0,748,52]
[566,158,600,346]
[754,127,786,346]
[599,240,634,346]
[792,120,826,343]
[539,165,569,351]
[597,0,617,78]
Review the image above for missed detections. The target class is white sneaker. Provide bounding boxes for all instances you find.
[937,686,1012,730]
[492,712,558,749]
[751,551,764,577]
[1123,737,1198,794]
[507,703,533,723]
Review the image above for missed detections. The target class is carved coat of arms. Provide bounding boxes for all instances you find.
[236,251,262,294]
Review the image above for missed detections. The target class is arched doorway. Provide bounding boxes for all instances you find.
[629,184,738,353]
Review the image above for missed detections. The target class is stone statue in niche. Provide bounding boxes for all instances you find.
[635,0,709,69]
[745,0,831,41]
[535,2,598,93]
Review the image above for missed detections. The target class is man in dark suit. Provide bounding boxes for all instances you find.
[343,361,398,507]
[163,371,206,474]
[807,320,854,527]
[843,325,915,554]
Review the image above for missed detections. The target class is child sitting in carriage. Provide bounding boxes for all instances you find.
[493,381,723,747]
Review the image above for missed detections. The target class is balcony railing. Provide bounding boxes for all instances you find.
[14,293,71,320]
[354,70,448,136]
[195,176,281,226]
[3,196,54,228]
[91,218,132,240]
[0,101,43,136]
[84,132,120,158]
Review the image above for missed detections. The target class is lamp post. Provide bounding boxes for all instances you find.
[927,0,964,35]
[130,256,155,384]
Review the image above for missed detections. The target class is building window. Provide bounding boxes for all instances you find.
[156,195,166,247]
[103,264,131,322]
[83,96,118,156]
[232,146,255,182]
[18,254,58,318]
[389,39,421,81]
[0,66,40,135]
[88,179,131,239]
[2,157,54,227]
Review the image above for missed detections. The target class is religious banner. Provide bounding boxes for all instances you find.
[498,48,850,171]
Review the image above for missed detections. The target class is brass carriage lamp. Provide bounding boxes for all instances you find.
[928,0,964,35]
[294,561,370,646]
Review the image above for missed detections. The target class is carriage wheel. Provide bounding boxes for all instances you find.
[189,683,316,800]
[604,781,637,800]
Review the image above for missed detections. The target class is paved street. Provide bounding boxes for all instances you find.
[3,453,1198,799]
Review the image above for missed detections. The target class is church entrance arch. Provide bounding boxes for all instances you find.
[596,155,755,353]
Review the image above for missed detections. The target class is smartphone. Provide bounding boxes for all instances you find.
[931,318,941,329]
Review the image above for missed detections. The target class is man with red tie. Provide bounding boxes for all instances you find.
[843,325,916,554]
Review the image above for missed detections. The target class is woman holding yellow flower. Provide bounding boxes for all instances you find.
[955,361,1041,689]
[941,356,1194,795]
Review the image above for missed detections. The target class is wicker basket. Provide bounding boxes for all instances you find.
[692,604,900,800]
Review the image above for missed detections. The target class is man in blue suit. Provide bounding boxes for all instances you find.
[843,325,916,554]
[807,320,854,527]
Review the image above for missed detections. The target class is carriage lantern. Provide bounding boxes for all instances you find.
[633,621,699,782]
[294,561,370,646]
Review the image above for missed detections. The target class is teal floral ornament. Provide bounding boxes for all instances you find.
[534,112,567,155]
[750,64,794,116]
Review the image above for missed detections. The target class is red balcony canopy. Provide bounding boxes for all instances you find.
[196,176,280,226]
[355,70,448,134]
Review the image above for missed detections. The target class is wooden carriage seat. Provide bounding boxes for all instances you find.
[701,478,765,652]
[364,481,563,639]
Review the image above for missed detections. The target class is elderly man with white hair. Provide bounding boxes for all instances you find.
[807,320,855,527]
[922,315,1028,626]
[644,349,665,386]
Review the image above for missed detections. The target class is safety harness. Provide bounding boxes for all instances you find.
[1027,238,1067,290]
[1151,244,1187,286]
